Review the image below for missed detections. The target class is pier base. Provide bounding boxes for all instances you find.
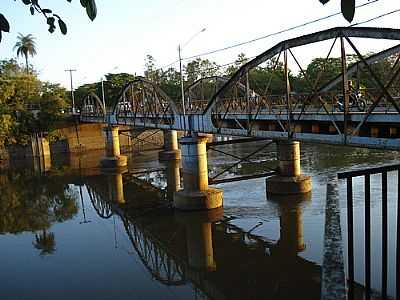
[174,188,223,211]
[174,136,223,211]
[100,126,127,169]
[266,140,311,195]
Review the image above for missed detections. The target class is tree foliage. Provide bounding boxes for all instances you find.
[319,0,356,22]
[0,59,69,146]
[0,0,97,43]
[0,171,78,235]
[13,33,37,73]
[0,170,78,255]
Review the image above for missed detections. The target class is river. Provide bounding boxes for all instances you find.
[0,141,398,300]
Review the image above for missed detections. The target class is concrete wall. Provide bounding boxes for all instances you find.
[52,123,164,154]
[4,122,165,161]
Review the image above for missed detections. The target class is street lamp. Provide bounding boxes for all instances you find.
[178,28,206,117]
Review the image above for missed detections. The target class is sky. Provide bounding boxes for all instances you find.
[0,0,399,89]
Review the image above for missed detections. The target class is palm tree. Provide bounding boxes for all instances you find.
[33,230,56,256]
[13,33,37,74]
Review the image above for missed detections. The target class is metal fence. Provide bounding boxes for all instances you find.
[338,164,400,300]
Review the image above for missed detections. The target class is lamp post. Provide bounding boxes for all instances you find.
[178,28,206,118]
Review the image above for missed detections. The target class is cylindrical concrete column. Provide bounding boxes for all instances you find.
[266,140,311,195]
[279,205,305,253]
[166,159,181,201]
[101,126,127,169]
[159,130,181,161]
[174,136,223,211]
[278,140,301,177]
[176,208,223,271]
[180,136,209,192]
[164,130,178,151]
[105,126,121,157]
[186,222,216,271]
[108,173,125,204]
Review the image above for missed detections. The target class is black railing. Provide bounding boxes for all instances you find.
[338,164,400,300]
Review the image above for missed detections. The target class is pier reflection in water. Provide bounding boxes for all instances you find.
[0,142,399,299]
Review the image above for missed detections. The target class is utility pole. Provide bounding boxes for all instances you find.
[65,69,77,114]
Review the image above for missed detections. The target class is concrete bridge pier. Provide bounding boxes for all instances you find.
[166,159,181,201]
[269,193,310,257]
[266,140,311,195]
[107,171,125,204]
[176,208,223,271]
[277,196,309,255]
[100,126,127,169]
[174,135,223,210]
[159,130,181,161]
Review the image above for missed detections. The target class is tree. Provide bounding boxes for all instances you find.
[0,59,70,145]
[159,67,181,102]
[14,33,37,73]
[103,72,136,108]
[144,55,162,83]
[0,0,97,43]
[226,53,249,77]
[33,230,56,256]
[185,58,220,85]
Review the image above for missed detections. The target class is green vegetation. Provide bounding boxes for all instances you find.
[14,33,37,73]
[0,59,69,146]
[0,0,97,43]
[319,0,355,22]
[0,170,78,256]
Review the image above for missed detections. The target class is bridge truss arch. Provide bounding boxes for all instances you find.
[81,92,106,118]
[194,26,400,148]
[87,185,113,219]
[80,26,400,149]
[123,218,186,286]
[112,77,178,127]
[186,76,260,114]
[85,182,186,286]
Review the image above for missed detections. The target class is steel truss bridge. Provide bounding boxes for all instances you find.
[84,175,321,300]
[80,27,400,149]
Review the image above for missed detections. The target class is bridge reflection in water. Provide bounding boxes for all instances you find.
[84,166,321,300]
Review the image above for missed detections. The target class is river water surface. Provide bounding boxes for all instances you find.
[0,142,399,300]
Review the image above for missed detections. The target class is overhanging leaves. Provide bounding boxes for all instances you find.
[319,0,356,22]
[341,0,355,22]
[0,14,10,32]
[58,19,67,35]
[80,0,97,21]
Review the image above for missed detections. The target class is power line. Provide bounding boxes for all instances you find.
[171,7,400,77]
[65,69,77,114]
[161,0,379,67]
[351,8,400,27]
[161,5,400,76]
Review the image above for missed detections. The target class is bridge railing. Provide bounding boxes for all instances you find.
[338,164,400,300]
